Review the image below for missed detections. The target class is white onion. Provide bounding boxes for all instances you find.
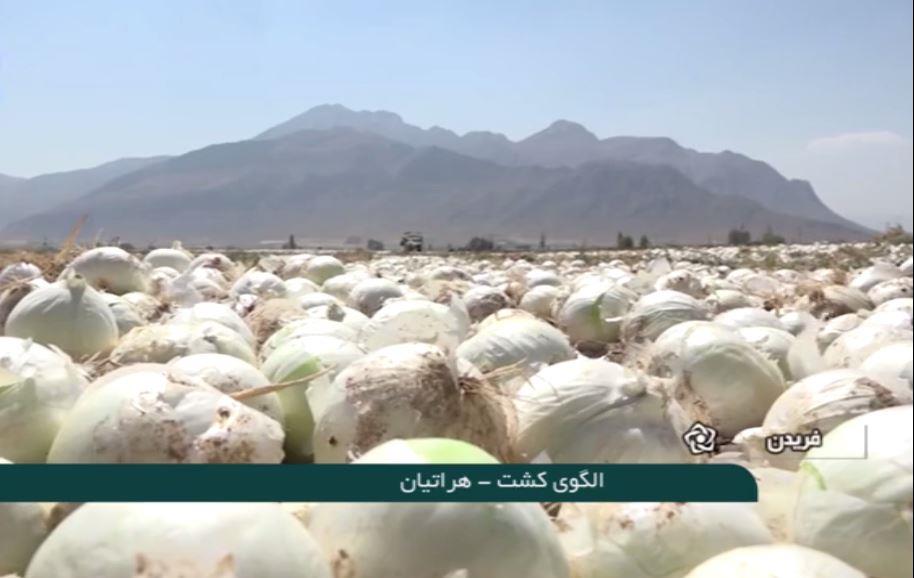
[714,307,785,331]
[47,364,284,463]
[859,307,913,331]
[1,283,36,334]
[475,307,536,332]
[349,278,404,316]
[4,276,118,359]
[169,301,256,347]
[808,285,872,318]
[0,487,47,575]
[867,276,913,305]
[525,268,562,288]
[120,291,163,321]
[0,262,42,288]
[773,268,802,284]
[556,283,636,343]
[622,290,709,342]
[748,466,802,541]
[110,321,257,365]
[456,315,576,392]
[514,359,695,463]
[61,247,150,295]
[164,269,219,305]
[705,289,758,314]
[684,544,865,578]
[787,326,829,381]
[298,292,343,310]
[761,369,911,468]
[645,321,737,377]
[738,326,796,380]
[306,439,569,578]
[162,266,228,305]
[168,353,284,423]
[243,298,308,344]
[0,337,87,463]
[231,270,287,299]
[860,340,913,388]
[794,405,912,578]
[321,269,371,303]
[358,298,467,353]
[876,296,913,314]
[278,253,315,278]
[462,285,511,322]
[815,313,862,350]
[726,268,755,285]
[261,335,365,462]
[779,310,818,336]
[519,285,560,319]
[740,273,781,298]
[304,255,345,285]
[148,265,180,296]
[24,502,332,578]
[823,323,913,368]
[99,292,145,336]
[313,343,511,463]
[299,302,369,333]
[849,261,903,292]
[354,437,500,464]
[283,277,320,298]
[655,270,704,298]
[310,501,567,578]
[668,331,785,437]
[427,265,472,283]
[811,267,842,284]
[556,502,773,578]
[188,253,236,276]
[143,242,192,272]
[260,318,358,359]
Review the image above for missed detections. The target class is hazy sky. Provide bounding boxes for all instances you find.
[1,1,911,229]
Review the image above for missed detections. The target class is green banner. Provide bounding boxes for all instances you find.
[0,464,756,502]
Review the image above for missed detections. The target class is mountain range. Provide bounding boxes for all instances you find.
[0,157,167,229]
[1,104,870,247]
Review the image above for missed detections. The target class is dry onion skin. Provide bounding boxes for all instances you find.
[46,364,284,463]
[312,343,512,463]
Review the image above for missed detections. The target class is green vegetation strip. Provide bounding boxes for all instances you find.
[0,464,757,502]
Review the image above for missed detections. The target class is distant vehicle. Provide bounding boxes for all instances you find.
[400,232,424,252]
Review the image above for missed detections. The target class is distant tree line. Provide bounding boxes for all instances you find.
[465,236,495,251]
[727,226,785,246]
[616,232,651,250]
